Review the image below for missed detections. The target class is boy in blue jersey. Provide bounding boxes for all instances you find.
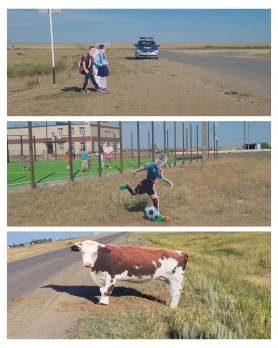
[80,148,89,172]
[119,153,173,221]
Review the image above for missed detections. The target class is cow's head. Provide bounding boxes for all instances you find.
[69,240,111,268]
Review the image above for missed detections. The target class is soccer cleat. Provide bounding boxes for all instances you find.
[156,215,169,222]
[119,183,129,190]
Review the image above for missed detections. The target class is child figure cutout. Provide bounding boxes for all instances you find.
[119,153,173,221]
[94,44,110,93]
[93,46,101,87]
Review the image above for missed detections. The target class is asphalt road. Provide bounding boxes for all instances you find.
[7,232,127,301]
[125,48,271,95]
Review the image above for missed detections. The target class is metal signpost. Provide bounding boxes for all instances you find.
[38,9,61,84]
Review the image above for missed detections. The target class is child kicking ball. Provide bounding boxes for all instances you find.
[119,153,173,221]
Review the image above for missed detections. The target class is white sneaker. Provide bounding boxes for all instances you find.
[109,166,111,168]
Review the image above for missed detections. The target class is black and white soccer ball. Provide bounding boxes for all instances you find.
[144,205,159,220]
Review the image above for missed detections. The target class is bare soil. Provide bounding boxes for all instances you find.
[7,232,158,339]
[7,45,270,116]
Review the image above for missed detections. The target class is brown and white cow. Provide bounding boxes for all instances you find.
[69,240,188,308]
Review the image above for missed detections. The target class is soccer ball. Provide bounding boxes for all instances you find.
[66,166,70,170]
[144,205,159,221]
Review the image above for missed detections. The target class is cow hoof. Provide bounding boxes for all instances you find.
[98,302,107,306]
[170,305,177,309]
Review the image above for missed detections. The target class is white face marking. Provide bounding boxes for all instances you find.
[78,240,99,266]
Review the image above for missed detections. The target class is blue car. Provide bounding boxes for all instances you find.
[134,37,160,60]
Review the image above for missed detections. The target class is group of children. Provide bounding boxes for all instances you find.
[81,44,110,93]
[65,144,113,172]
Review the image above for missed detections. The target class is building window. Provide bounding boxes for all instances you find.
[58,143,64,150]
[79,127,85,135]
[71,128,74,136]
[113,142,118,148]
[80,142,86,150]
[58,128,63,136]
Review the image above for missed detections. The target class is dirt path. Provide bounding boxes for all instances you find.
[7,49,270,116]
[7,233,152,339]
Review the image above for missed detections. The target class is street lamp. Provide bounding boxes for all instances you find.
[38,9,61,84]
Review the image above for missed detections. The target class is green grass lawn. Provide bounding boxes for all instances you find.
[7,157,187,187]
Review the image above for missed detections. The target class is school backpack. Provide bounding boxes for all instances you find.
[78,55,91,74]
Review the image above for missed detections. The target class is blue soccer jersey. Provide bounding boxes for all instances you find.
[143,162,163,180]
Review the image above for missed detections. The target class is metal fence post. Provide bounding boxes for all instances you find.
[202,122,208,171]
[152,121,155,162]
[119,122,123,174]
[68,121,74,182]
[190,124,193,163]
[28,122,35,189]
[174,121,176,166]
[137,122,140,168]
[97,122,102,178]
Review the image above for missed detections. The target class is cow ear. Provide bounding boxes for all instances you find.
[69,244,81,252]
[98,246,111,254]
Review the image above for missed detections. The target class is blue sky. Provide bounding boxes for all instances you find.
[7,232,111,245]
[7,121,271,148]
[7,9,271,43]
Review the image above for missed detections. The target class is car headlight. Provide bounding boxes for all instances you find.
[136,49,141,53]
[153,50,158,53]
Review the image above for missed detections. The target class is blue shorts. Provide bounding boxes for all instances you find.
[135,178,156,196]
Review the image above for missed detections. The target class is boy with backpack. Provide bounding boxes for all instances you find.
[80,46,102,93]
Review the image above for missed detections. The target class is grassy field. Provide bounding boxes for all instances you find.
[7,157,187,187]
[67,232,270,339]
[7,157,271,226]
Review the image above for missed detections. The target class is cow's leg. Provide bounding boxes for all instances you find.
[166,277,183,309]
[98,275,117,305]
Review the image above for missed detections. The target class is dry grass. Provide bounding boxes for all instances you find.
[7,156,271,226]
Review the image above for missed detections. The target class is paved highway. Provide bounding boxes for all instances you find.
[125,48,271,96]
[7,232,127,301]
[159,50,270,91]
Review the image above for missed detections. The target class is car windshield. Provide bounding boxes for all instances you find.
[137,41,156,46]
